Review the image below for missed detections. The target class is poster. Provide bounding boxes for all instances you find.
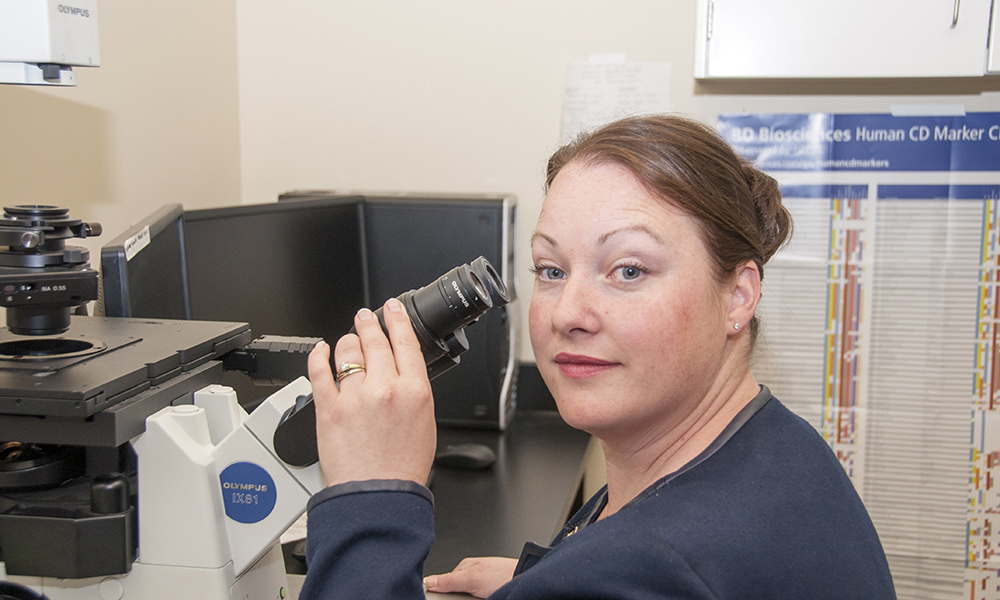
[718,113,1000,600]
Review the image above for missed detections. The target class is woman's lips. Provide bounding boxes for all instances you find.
[553,353,619,378]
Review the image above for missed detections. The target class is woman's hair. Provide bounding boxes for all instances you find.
[546,114,792,341]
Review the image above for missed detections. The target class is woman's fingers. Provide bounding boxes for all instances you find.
[349,307,394,380]
[307,339,336,395]
[309,298,436,488]
[423,557,518,599]
[308,338,351,414]
[380,298,427,379]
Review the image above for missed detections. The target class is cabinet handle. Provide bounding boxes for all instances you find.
[707,0,714,39]
[951,0,960,28]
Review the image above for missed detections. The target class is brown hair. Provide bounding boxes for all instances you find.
[546,114,791,340]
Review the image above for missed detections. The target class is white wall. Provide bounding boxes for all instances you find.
[235,0,701,359]
[3,1,998,358]
[235,0,1000,361]
[0,0,242,272]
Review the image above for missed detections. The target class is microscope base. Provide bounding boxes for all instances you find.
[0,377,324,600]
[0,541,288,600]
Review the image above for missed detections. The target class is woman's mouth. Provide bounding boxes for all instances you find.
[553,353,619,379]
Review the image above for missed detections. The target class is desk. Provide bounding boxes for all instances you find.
[427,410,593,575]
[284,409,593,595]
[287,575,475,600]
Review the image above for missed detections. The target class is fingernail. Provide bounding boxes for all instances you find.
[357,308,374,321]
[423,576,437,589]
[387,298,403,312]
[314,340,327,349]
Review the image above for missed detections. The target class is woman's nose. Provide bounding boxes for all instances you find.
[549,276,599,336]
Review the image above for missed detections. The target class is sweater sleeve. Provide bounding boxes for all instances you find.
[298,480,435,600]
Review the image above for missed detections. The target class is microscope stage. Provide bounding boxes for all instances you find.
[0,316,250,420]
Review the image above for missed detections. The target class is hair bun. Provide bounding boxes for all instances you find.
[741,162,791,264]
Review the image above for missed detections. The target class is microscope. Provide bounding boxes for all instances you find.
[0,205,510,599]
[0,0,100,86]
[0,7,511,595]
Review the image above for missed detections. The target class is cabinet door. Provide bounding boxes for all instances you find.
[695,0,994,78]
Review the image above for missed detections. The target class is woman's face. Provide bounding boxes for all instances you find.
[529,161,734,443]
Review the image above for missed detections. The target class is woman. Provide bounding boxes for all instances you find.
[299,115,896,599]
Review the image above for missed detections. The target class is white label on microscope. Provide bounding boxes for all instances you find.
[124,226,151,261]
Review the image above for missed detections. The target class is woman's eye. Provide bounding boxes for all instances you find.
[619,265,643,280]
[532,265,566,280]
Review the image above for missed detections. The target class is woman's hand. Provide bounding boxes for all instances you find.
[307,297,436,487]
[423,557,518,598]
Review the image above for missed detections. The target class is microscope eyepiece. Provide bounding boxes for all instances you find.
[274,256,509,467]
[370,256,508,372]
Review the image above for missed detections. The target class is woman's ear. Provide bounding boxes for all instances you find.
[728,261,761,335]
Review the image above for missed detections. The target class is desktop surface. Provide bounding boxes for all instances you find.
[286,575,474,600]
[282,408,593,591]
[426,411,592,575]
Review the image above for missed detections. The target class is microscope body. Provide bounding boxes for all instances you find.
[2,375,324,600]
[0,203,509,598]
[0,0,101,85]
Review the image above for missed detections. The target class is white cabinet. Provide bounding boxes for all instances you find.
[695,0,997,78]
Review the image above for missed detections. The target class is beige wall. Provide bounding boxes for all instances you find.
[0,0,242,269]
[3,1,998,356]
[235,0,1000,360]
[235,2,699,362]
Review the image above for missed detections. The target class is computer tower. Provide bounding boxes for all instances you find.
[281,191,518,430]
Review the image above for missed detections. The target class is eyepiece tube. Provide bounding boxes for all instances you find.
[408,262,491,340]
[274,256,510,467]
[367,256,508,369]
[471,255,509,306]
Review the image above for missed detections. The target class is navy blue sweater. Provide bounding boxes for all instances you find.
[300,389,896,599]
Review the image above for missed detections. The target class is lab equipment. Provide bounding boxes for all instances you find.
[0,206,508,598]
[0,0,100,86]
[272,255,511,468]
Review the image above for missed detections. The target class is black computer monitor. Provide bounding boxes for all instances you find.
[102,197,368,343]
[279,190,519,429]
[101,204,189,320]
[100,197,369,407]
[181,197,368,344]
[102,193,517,427]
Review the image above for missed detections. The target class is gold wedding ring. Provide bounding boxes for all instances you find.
[335,362,366,383]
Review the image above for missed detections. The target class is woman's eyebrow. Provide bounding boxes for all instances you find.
[530,231,557,248]
[531,225,664,249]
[597,224,664,245]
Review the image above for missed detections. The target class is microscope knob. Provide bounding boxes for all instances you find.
[90,473,130,514]
[273,394,319,467]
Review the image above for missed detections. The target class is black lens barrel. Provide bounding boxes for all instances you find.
[409,262,492,340]
[275,256,510,467]
[365,256,509,366]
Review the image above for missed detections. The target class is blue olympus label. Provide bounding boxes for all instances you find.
[220,462,277,524]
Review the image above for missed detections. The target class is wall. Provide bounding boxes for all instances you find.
[3,1,998,355]
[0,0,243,273]
[235,0,696,359]
[235,0,1000,361]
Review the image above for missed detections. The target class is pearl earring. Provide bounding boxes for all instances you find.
[733,323,740,331]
